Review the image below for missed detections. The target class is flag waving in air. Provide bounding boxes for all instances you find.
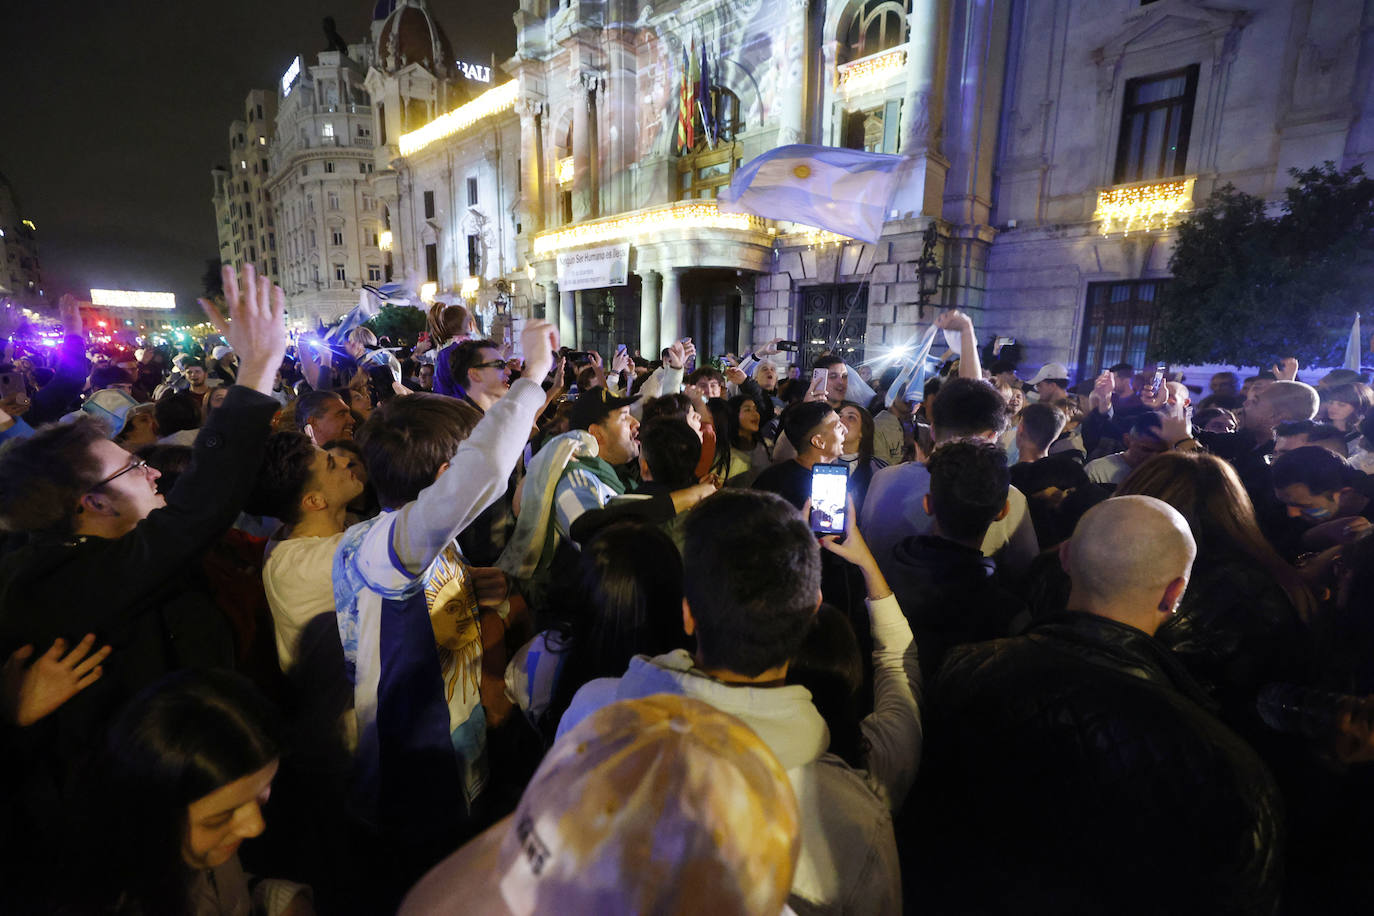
[698,41,715,148]
[717,144,905,243]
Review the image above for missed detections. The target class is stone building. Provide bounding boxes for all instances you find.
[212,90,281,289]
[0,169,43,306]
[265,29,381,330]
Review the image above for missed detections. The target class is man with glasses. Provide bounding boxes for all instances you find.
[0,265,287,831]
[448,338,511,414]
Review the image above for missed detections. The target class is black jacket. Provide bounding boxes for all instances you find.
[908,612,1283,915]
[0,387,281,768]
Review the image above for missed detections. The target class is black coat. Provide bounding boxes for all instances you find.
[908,612,1283,916]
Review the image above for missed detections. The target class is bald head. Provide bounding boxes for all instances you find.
[1261,381,1320,422]
[1065,496,1197,634]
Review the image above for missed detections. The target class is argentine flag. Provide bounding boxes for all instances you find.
[718,144,904,243]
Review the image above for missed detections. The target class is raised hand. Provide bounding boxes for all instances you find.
[1272,357,1299,381]
[725,365,747,386]
[519,319,558,382]
[2,635,112,727]
[756,338,782,357]
[934,308,972,333]
[198,264,287,395]
[610,347,631,376]
[665,340,688,370]
[1089,371,1115,414]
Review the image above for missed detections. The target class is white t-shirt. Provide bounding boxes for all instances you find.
[263,533,346,671]
[1085,452,1132,487]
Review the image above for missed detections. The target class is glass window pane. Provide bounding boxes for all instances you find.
[1131,74,1188,106]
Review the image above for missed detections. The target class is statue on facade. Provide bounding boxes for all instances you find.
[322,17,350,54]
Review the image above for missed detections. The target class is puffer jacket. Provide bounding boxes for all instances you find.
[907,612,1283,916]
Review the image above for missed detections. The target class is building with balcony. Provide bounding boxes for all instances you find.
[212,90,281,287]
[987,0,1374,375]
[266,32,380,329]
[374,0,1374,376]
[0,169,44,306]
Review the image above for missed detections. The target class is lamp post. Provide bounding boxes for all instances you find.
[916,223,942,319]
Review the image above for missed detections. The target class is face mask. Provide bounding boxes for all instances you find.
[1299,504,1336,522]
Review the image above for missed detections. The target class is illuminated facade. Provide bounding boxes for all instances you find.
[366,0,1374,374]
[0,170,43,305]
[265,33,380,328]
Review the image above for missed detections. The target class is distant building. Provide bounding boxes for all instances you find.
[211,90,280,289]
[266,30,380,329]
[0,170,44,306]
[365,0,522,340]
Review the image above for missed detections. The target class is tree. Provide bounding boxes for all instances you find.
[365,304,427,344]
[1157,163,1374,368]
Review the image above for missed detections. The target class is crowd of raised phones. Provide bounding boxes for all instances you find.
[1,266,1372,914]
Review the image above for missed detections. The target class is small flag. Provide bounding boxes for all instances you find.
[324,287,381,343]
[718,144,904,243]
[676,45,694,154]
[698,42,715,147]
[1345,313,1362,370]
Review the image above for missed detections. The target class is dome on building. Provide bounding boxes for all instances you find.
[375,0,454,77]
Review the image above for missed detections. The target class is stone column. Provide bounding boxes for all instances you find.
[543,280,558,324]
[891,0,950,218]
[560,287,577,348]
[517,100,544,234]
[639,270,661,358]
[776,0,810,145]
[659,268,684,353]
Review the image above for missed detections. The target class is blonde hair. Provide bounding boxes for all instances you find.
[427,302,474,345]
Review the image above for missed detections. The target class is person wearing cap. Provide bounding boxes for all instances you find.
[557,489,916,915]
[209,344,238,386]
[1027,361,1071,403]
[402,695,802,916]
[0,265,288,868]
[553,386,643,539]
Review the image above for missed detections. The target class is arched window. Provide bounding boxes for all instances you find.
[842,0,909,64]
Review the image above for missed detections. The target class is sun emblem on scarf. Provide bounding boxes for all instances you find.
[425,544,482,706]
[792,164,812,179]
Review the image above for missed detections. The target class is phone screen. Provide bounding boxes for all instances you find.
[1152,363,1166,393]
[809,464,849,535]
[777,340,800,352]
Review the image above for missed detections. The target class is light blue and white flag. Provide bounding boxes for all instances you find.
[1345,313,1362,371]
[717,144,904,243]
[898,323,943,405]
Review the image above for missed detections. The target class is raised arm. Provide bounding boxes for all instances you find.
[378,321,558,578]
[936,309,982,381]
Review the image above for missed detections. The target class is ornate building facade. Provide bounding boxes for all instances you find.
[218,0,1374,373]
[0,169,43,306]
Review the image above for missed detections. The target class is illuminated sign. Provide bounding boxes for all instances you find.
[399,81,518,156]
[532,201,768,257]
[456,60,492,83]
[281,56,302,96]
[90,289,177,311]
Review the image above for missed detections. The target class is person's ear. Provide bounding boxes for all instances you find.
[995,499,1011,522]
[1159,576,1188,615]
[922,493,934,517]
[433,460,451,483]
[681,597,696,637]
[78,491,117,518]
[301,488,328,512]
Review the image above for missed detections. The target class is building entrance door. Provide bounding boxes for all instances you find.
[578,277,641,358]
[798,284,868,371]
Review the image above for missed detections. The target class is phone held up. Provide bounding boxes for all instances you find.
[810,367,829,396]
[1151,362,1167,395]
[776,340,800,352]
[810,464,849,535]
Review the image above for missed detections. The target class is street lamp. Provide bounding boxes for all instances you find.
[916,223,942,319]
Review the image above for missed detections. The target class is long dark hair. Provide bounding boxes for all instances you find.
[787,604,866,768]
[547,523,688,729]
[67,670,284,915]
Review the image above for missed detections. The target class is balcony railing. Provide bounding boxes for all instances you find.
[1093,176,1196,235]
[836,44,909,95]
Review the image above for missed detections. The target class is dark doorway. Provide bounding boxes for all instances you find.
[682,269,753,363]
[578,276,642,358]
[797,283,869,370]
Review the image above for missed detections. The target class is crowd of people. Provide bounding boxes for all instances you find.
[1,263,1372,914]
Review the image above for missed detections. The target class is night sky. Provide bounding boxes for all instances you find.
[1,0,518,316]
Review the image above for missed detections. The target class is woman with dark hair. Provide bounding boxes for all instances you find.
[424,303,477,399]
[787,604,865,769]
[505,521,689,743]
[1116,451,1315,734]
[836,401,888,513]
[1319,382,1374,440]
[65,669,311,915]
[712,394,772,488]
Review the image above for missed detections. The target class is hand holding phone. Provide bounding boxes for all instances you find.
[808,367,829,400]
[809,464,849,535]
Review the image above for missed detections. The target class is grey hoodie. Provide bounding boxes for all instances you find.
[559,594,920,915]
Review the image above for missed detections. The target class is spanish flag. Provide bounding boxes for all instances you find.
[676,42,695,154]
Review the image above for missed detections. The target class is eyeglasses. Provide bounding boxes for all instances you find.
[472,360,508,371]
[88,458,150,491]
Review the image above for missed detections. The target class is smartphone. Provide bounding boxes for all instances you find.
[1151,362,1166,394]
[809,464,849,535]
[0,371,24,400]
[993,336,1015,355]
[811,367,829,395]
[777,340,800,352]
[615,343,627,357]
